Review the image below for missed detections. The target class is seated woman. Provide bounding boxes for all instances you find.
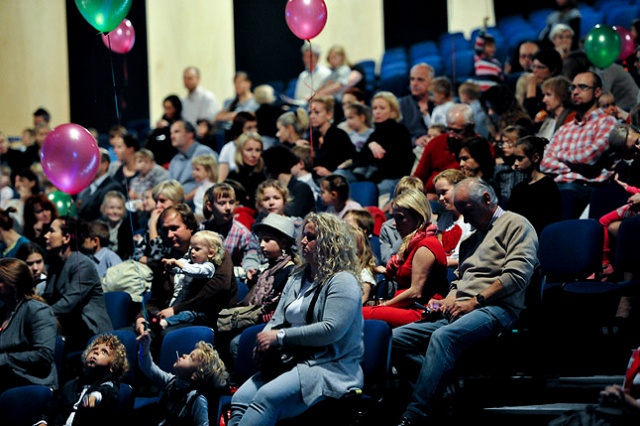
[433,169,473,269]
[362,189,448,328]
[275,108,309,149]
[0,258,58,394]
[227,132,267,209]
[42,215,113,352]
[229,213,363,425]
[16,241,48,295]
[355,91,414,196]
[23,193,58,250]
[536,75,576,140]
[0,207,30,258]
[218,112,259,182]
[458,136,501,204]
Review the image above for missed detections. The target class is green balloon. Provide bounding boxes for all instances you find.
[584,25,621,69]
[74,0,133,33]
[48,191,77,217]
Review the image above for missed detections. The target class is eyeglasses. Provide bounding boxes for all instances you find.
[531,64,548,70]
[446,126,465,135]
[302,233,317,242]
[569,84,596,92]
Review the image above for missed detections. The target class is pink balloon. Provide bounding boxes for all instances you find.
[40,124,100,195]
[285,0,328,40]
[614,26,635,60]
[101,18,135,54]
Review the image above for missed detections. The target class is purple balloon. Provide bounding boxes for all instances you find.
[285,0,328,40]
[101,19,136,54]
[614,26,635,60]
[41,123,100,195]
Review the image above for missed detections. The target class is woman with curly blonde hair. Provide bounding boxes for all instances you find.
[362,189,448,328]
[229,212,363,425]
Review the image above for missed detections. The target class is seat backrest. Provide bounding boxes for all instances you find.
[159,326,215,372]
[235,324,267,382]
[118,383,134,418]
[588,184,629,220]
[615,215,640,275]
[55,335,65,386]
[538,219,603,283]
[0,385,53,426]
[350,181,379,207]
[237,279,249,302]
[362,320,392,395]
[104,291,132,330]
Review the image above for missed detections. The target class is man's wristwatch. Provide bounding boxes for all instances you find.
[475,294,486,307]
[277,329,286,346]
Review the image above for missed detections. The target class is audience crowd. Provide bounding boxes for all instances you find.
[3,11,640,423]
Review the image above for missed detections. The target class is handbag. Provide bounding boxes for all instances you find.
[259,283,324,380]
[216,304,264,332]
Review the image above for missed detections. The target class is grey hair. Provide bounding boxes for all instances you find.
[301,42,321,56]
[549,23,574,41]
[446,103,474,125]
[411,62,435,79]
[454,177,498,206]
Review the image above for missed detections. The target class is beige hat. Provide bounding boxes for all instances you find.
[253,213,296,243]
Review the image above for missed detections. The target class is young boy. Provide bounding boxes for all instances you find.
[290,145,320,202]
[474,20,503,89]
[137,333,229,426]
[158,230,224,328]
[100,190,133,260]
[128,148,169,204]
[37,334,129,426]
[80,219,122,279]
[320,174,362,218]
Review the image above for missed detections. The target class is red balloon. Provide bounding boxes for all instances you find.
[285,0,328,40]
[101,19,136,54]
[614,26,635,60]
[40,124,100,195]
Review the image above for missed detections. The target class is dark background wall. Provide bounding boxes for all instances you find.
[65,0,149,137]
[383,0,448,48]
[233,0,306,88]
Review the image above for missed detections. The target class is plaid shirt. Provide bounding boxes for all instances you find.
[540,108,618,183]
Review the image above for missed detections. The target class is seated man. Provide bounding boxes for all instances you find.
[392,177,538,425]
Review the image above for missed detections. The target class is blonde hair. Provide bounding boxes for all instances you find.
[191,230,224,266]
[255,179,291,213]
[295,212,359,287]
[345,216,377,284]
[392,189,432,259]
[153,179,185,204]
[82,334,129,381]
[433,169,466,186]
[193,341,229,391]
[393,176,426,197]
[277,108,309,137]
[327,45,352,68]
[372,91,402,122]
[234,132,264,172]
[134,148,155,161]
[101,190,126,208]
[192,154,218,183]
[254,84,275,104]
[311,97,335,118]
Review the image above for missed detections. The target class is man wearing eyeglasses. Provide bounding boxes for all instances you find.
[413,104,476,201]
[540,71,619,218]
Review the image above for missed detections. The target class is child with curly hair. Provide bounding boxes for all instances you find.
[137,333,229,426]
[38,334,129,426]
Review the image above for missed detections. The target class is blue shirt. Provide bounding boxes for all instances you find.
[168,142,217,193]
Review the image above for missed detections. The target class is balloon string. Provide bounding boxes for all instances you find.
[106,34,121,125]
[307,39,315,160]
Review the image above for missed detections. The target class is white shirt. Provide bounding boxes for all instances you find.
[218,141,238,172]
[182,86,221,124]
[294,65,332,101]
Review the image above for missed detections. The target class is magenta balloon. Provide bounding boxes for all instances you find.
[285,0,328,40]
[40,124,100,195]
[101,18,135,54]
[614,26,635,60]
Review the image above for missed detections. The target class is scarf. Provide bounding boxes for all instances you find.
[246,254,292,306]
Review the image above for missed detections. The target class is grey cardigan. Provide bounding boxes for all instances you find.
[265,270,364,406]
[0,298,58,391]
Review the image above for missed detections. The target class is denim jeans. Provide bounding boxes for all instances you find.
[229,368,320,426]
[392,305,518,421]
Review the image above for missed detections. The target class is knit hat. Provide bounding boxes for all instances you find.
[474,31,495,55]
[253,213,296,244]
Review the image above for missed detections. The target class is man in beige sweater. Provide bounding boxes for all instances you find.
[392,177,539,426]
